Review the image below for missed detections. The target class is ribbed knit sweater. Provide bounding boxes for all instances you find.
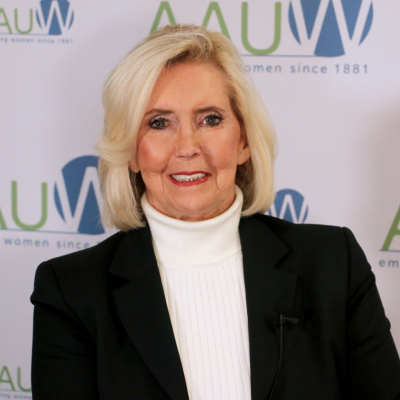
[141,187,251,400]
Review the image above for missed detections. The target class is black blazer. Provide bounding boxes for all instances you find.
[31,214,400,400]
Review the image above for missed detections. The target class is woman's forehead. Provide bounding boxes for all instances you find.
[146,63,231,114]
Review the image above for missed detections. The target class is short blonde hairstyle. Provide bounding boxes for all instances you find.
[98,24,277,231]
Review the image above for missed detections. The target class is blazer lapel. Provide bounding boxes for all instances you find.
[109,225,189,400]
[239,216,298,400]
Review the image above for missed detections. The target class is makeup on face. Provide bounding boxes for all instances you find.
[134,62,250,221]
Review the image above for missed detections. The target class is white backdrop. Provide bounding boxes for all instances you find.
[1,0,400,397]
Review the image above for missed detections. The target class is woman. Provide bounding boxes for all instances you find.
[31,25,400,399]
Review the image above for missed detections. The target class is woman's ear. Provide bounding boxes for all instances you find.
[129,159,140,173]
[237,143,250,165]
[237,131,251,166]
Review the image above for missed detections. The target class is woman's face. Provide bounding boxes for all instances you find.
[133,62,250,221]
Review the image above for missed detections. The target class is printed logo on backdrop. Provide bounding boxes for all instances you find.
[266,189,308,223]
[0,155,106,251]
[288,0,373,57]
[54,156,104,235]
[0,365,31,397]
[36,0,75,35]
[0,0,74,43]
[379,204,400,269]
[151,0,374,58]
[382,205,400,253]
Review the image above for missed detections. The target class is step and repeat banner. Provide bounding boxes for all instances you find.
[1,0,400,397]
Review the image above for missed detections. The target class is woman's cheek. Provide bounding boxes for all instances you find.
[138,138,169,173]
[206,140,240,171]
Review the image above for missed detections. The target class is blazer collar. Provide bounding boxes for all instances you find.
[110,215,298,400]
[110,225,189,400]
[239,216,298,400]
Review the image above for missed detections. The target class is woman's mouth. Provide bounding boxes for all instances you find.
[171,173,206,182]
[169,172,209,186]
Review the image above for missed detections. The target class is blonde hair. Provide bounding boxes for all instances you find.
[98,24,276,231]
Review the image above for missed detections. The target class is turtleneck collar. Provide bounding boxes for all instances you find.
[141,186,243,266]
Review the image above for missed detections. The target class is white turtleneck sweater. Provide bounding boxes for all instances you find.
[141,187,251,400]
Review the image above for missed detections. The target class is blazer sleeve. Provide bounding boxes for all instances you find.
[343,227,400,399]
[31,261,99,400]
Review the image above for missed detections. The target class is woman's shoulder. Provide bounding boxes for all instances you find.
[249,213,352,247]
[34,224,155,290]
[34,231,127,291]
[253,212,341,231]
[46,231,124,269]
[32,231,131,314]
[246,213,367,270]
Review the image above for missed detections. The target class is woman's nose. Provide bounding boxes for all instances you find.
[175,125,201,159]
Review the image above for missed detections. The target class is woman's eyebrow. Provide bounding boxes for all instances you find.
[144,106,227,117]
[196,106,226,114]
[144,109,173,116]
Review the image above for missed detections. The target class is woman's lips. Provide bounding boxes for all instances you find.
[168,171,210,186]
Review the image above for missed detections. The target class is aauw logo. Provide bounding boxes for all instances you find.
[267,189,308,223]
[54,156,104,235]
[289,0,373,57]
[36,0,74,35]
[382,204,400,253]
[0,0,74,36]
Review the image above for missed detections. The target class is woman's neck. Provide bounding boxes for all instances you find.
[141,186,243,266]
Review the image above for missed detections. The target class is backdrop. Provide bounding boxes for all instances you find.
[1,0,400,397]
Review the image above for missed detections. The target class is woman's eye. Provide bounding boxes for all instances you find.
[149,117,166,130]
[204,114,222,127]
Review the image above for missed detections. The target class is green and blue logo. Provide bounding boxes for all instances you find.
[151,0,374,57]
[0,0,74,36]
[0,155,104,235]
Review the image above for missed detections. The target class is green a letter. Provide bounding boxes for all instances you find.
[0,207,7,229]
[202,2,231,39]
[0,9,12,33]
[0,366,15,391]
[242,2,281,55]
[382,205,400,251]
[150,2,176,33]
